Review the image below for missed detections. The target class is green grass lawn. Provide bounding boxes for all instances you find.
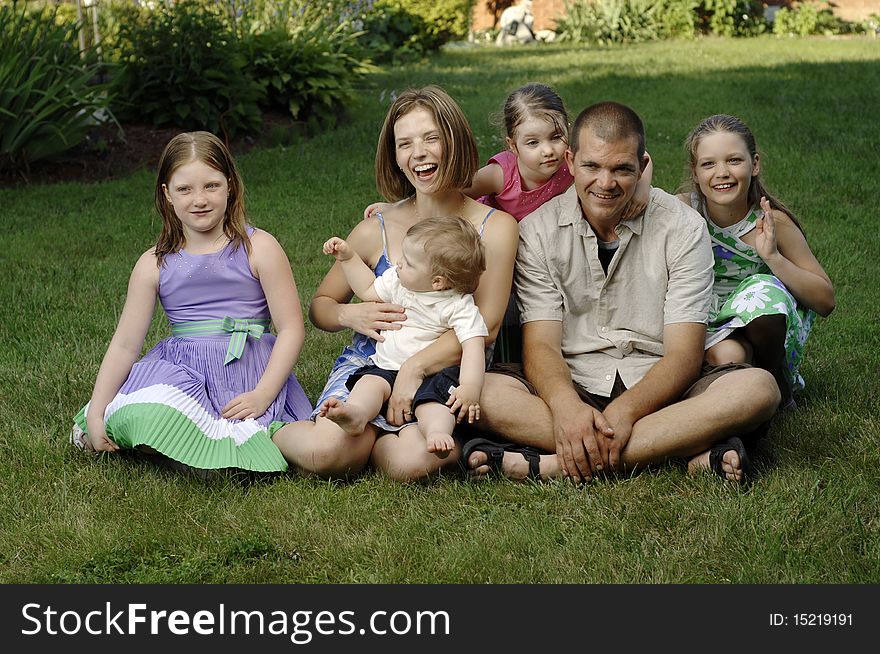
[1,36,878,584]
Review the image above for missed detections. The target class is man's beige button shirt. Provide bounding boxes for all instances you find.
[515,186,714,397]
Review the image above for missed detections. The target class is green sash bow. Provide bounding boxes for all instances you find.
[171,317,270,365]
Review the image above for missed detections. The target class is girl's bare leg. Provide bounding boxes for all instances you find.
[705,335,752,366]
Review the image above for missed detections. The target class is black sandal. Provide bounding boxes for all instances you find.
[461,437,541,479]
[708,436,750,484]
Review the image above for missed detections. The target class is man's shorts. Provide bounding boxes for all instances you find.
[488,361,751,411]
[488,361,768,445]
[347,364,463,412]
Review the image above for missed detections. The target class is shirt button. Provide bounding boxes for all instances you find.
[601,326,608,333]
[605,374,612,381]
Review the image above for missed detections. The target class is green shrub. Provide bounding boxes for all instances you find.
[230,1,373,128]
[0,2,115,173]
[340,0,472,62]
[95,0,148,56]
[355,0,436,63]
[772,2,859,36]
[557,0,697,45]
[394,0,473,44]
[244,25,371,131]
[696,0,767,36]
[22,0,78,25]
[108,0,264,138]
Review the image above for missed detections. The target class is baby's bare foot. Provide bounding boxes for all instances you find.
[426,431,454,459]
[321,397,369,437]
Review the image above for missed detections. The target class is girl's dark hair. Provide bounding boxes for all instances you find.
[499,82,568,142]
[683,114,803,233]
[154,131,250,264]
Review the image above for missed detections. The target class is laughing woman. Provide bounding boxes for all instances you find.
[272,86,518,481]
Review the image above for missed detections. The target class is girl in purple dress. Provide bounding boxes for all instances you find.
[71,132,311,472]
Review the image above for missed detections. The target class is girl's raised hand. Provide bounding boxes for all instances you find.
[621,195,647,220]
[363,202,392,220]
[621,182,650,220]
[322,237,353,261]
[621,151,653,220]
[755,196,781,262]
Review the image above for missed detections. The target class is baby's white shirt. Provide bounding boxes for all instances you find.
[371,267,488,370]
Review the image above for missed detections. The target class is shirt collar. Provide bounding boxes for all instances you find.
[403,287,459,306]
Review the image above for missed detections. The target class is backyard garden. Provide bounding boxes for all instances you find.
[1,0,878,585]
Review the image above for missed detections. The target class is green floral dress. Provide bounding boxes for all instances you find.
[694,194,815,392]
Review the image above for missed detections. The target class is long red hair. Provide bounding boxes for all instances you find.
[153,131,250,264]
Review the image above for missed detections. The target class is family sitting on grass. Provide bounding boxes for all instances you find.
[71,84,835,487]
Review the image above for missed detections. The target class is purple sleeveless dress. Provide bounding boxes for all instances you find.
[74,229,311,471]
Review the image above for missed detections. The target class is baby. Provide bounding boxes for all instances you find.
[320,215,488,457]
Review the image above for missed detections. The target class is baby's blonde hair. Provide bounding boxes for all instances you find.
[406,216,485,295]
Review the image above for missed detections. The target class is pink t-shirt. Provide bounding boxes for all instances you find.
[478,149,574,222]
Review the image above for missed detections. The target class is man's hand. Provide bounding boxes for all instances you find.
[601,403,635,471]
[553,403,614,483]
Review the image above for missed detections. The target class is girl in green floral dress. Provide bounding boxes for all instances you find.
[678,114,835,407]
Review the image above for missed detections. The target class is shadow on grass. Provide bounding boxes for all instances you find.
[115,449,289,488]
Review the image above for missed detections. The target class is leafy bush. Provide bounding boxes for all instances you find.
[696,0,767,37]
[108,1,264,138]
[772,2,859,36]
[557,0,697,45]
[0,2,115,173]
[393,0,473,44]
[244,25,371,131]
[104,0,371,135]
[355,0,436,63]
[231,1,373,128]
